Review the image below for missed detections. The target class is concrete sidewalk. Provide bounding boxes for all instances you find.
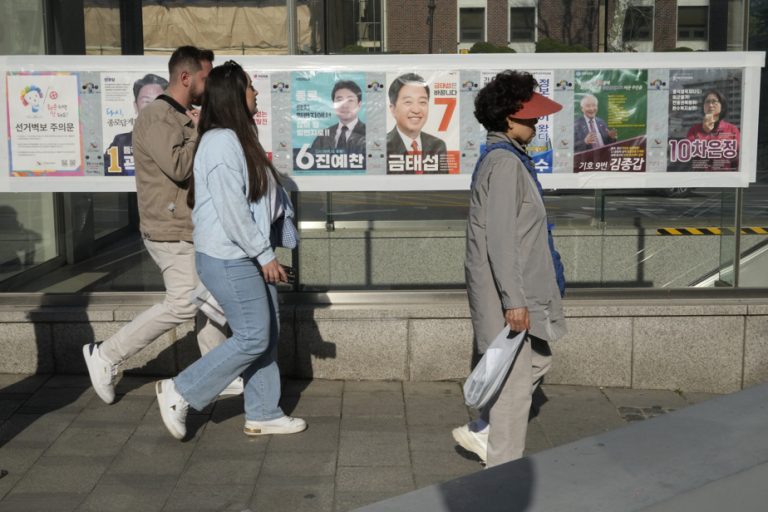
[0,374,719,512]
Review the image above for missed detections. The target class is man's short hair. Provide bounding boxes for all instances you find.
[580,94,598,107]
[332,80,362,102]
[133,73,168,101]
[388,73,430,105]
[168,46,214,79]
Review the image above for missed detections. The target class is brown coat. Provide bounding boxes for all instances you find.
[132,95,196,241]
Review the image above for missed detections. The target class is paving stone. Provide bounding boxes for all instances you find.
[259,450,337,477]
[344,381,402,393]
[335,491,405,512]
[77,475,176,512]
[602,387,688,409]
[342,392,404,417]
[336,466,414,493]
[0,443,46,473]
[266,415,340,452]
[338,430,410,467]
[411,449,480,478]
[682,391,724,405]
[72,395,154,427]
[10,455,110,494]
[403,381,463,398]
[535,385,626,447]
[0,411,77,445]
[43,425,134,458]
[283,395,342,418]
[404,395,471,426]
[283,379,344,397]
[0,375,48,395]
[524,418,553,455]
[106,435,196,476]
[341,416,406,434]
[162,484,253,512]
[0,400,23,421]
[251,475,335,512]
[113,376,157,397]
[17,386,92,415]
[0,492,83,512]
[409,424,462,453]
[43,375,92,388]
[176,453,263,487]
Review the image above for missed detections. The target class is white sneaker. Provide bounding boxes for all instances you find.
[243,415,307,436]
[452,421,489,462]
[219,377,244,397]
[155,379,189,440]
[82,343,118,404]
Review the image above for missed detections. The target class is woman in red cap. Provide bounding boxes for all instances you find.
[453,70,567,467]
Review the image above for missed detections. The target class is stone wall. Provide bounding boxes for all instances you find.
[1,298,766,393]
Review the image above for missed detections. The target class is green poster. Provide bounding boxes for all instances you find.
[573,69,648,172]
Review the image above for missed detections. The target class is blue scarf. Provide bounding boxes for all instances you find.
[471,140,566,297]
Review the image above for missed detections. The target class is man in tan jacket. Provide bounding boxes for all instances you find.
[83,46,231,404]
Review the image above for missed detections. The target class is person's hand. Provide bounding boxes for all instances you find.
[584,132,596,145]
[261,259,287,284]
[504,307,530,333]
[186,108,201,127]
[607,128,618,139]
[702,113,716,133]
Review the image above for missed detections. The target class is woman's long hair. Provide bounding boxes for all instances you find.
[187,60,277,209]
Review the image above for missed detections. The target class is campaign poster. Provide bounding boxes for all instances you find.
[101,71,167,176]
[6,72,83,176]
[667,69,742,172]
[385,71,460,174]
[250,72,273,159]
[573,69,647,173]
[292,71,367,175]
[480,70,556,174]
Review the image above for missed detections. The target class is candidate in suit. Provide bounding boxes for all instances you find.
[104,73,168,175]
[573,94,617,153]
[310,80,366,155]
[386,73,448,173]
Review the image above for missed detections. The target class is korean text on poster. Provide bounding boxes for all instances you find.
[6,73,83,176]
[292,71,367,174]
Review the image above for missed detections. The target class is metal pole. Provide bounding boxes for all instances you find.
[287,0,297,54]
[733,188,743,287]
[427,0,436,54]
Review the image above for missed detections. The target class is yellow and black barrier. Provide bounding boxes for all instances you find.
[657,227,768,236]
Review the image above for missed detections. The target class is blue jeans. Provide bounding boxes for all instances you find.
[174,252,283,421]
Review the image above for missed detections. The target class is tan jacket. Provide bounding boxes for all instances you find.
[465,132,566,352]
[133,95,196,241]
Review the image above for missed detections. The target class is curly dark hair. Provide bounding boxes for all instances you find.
[474,70,538,132]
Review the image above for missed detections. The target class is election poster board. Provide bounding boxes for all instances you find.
[573,69,648,173]
[0,52,763,192]
[292,71,367,175]
[101,71,168,176]
[6,72,83,177]
[384,71,460,174]
[667,69,742,173]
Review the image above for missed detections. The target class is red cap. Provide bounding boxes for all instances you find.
[512,92,563,119]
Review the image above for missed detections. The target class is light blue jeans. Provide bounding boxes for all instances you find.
[174,252,283,421]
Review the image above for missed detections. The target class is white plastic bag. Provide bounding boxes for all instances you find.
[189,282,227,327]
[463,327,526,409]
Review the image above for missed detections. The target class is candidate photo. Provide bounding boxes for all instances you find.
[310,79,366,155]
[386,72,448,173]
[104,73,168,174]
[573,93,617,153]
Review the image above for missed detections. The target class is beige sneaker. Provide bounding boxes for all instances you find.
[452,422,488,462]
[243,415,307,436]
